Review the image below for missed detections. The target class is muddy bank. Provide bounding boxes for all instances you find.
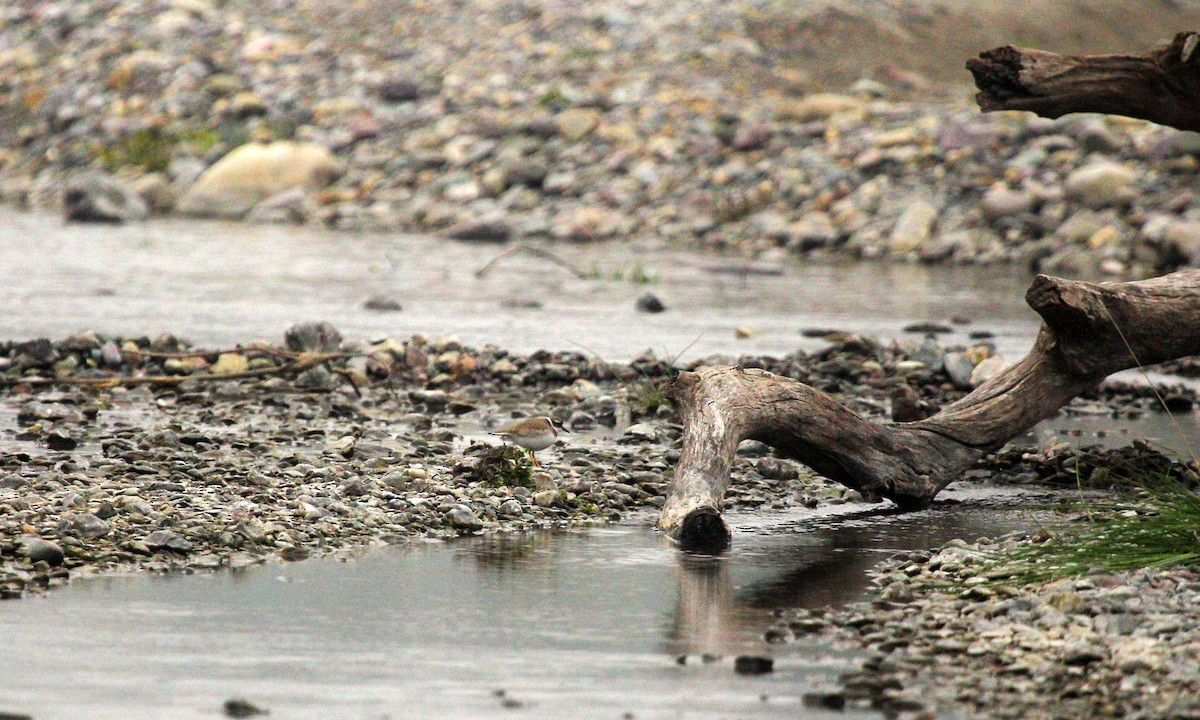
[5,2,1200,276]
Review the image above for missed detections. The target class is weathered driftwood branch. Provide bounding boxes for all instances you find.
[660,270,1200,548]
[966,32,1200,130]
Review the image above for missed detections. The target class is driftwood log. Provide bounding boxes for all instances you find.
[967,31,1200,130]
[660,271,1200,549]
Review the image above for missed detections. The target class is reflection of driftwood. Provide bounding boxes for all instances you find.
[967,32,1200,130]
[660,271,1200,548]
[474,243,589,279]
[1,353,350,389]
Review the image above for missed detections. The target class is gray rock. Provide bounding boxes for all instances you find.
[246,187,310,224]
[446,506,484,530]
[284,321,343,353]
[622,423,659,441]
[63,173,149,223]
[374,78,422,103]
[943,352,976,389]
[144,529,193,554]
[68,513,111,539]
[20,537,65,566]
[533,490,562,508]
[380,471,408,491]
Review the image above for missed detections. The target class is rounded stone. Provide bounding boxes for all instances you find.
[20,537,65,566]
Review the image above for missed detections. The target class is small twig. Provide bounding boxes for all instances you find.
[0,353,354,389]
[329,367,363,398]
[474,243,589,279]
[123,345,284,361]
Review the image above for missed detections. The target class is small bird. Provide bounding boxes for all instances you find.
[490,416,563,466]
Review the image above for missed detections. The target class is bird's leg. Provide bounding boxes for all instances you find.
[529,450,541,467]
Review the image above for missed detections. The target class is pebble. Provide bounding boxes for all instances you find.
[634,293,666,314]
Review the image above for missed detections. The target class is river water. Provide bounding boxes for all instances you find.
[0,211,1040,361]
[1,487,1051,720]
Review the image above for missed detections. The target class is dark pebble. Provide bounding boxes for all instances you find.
[734,655,774,675]
[374,78,422,103]
[443,219,511,243]
[223,699,267,718]
[1162,395,1194,413]
[0,712,35,720]
[802,692,847,711]
[902,322,952,334]
[635,293,666,313]
[800,327,847,339]
[362,294,403,312]
[45,433,77,451]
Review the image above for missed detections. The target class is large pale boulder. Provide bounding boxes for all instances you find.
[177,141,340,219]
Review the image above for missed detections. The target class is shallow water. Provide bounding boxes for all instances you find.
[0,486,1051,720]
[0,211,1040,361]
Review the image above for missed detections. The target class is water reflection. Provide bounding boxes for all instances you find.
[458,493,1050,660]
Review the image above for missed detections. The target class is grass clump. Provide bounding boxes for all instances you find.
[95,124,224,172]
[628,379,670,416]
[989,472,1200,584]
[584,262,659,284]
[469,445,535,488]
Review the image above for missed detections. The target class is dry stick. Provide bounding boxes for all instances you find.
[0,353,355,389]
[123,346,289,361]
[474,244,590,279]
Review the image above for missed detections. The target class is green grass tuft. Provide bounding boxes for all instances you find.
[987,473,1200,584]
[470,445,535,488]
[628,379,669,415]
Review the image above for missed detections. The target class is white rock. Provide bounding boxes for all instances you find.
[970,355,1009,387]
[889,201,939,253]
[178,141,340,219]
[1064,162,1137,208]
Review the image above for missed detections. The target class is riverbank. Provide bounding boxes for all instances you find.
[5,1,1200,277]
[794,528,1200,719]
[2,323,1195,601]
